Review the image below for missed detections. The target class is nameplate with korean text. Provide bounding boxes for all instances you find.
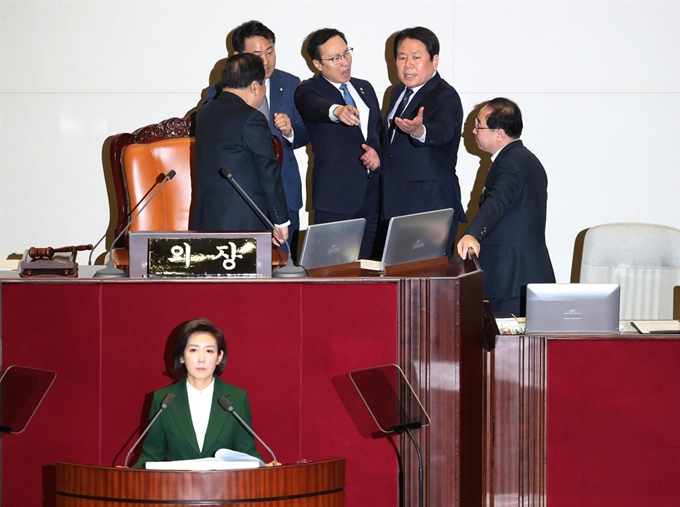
[127,231,273,278]
[148,237,260,277]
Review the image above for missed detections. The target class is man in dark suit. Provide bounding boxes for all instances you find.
[457,97,555,316]
[382,27,466,256]
[294,28,382,259]
[204,21,307,259]
[194,53,289,244]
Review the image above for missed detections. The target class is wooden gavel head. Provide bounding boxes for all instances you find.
[28,244,93,259]
[28,247,55,259]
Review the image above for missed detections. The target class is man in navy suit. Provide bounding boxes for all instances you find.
[382,27,466,256]
[457,98,555,316]
[205,21,308,260]
[294,28,382,259]
[194,54,289,244]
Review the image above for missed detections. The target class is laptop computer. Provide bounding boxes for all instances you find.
[361,208,454,271]
[525,283,620,333]
[298,218,366,269]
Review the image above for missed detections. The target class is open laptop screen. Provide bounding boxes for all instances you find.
[525,283,620,333]
[299,218,366,269]
[381,208,453,268]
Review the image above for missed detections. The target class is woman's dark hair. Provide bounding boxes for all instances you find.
[173,318,228,377]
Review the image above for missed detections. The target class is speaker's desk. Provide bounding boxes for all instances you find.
[1,258,485,507]
[485,331,680,507]
[56,459,344,507]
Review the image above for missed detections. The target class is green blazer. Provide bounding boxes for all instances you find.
[133,377,261,468]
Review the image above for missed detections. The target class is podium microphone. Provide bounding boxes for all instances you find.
[88,173,167,265]
[218,396,278,464]
[219,167,307,279]
[124,392,176,468]
[94,170,176,278]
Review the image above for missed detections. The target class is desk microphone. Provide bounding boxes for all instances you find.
[218,396,278,464]
[124,392,176,468]
[220,167,307,278]
[88,173,167,265]
[94,170,176,278]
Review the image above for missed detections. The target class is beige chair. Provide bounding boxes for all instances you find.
[579,223,680,320]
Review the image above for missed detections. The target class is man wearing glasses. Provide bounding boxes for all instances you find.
[381,26,466,257]
[294,28,382,260]
[457,97,555,316]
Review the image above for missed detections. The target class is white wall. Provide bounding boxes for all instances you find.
[1,0,678,282]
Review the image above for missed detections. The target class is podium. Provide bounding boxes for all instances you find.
[1,258,485,507]
[56,458,345,506]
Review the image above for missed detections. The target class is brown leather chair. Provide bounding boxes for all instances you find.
[110,115,284,249]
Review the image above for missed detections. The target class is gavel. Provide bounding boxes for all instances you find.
[28,244,93,259]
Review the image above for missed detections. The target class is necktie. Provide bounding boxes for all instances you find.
[339,83,360,129]
[389,88,414,142]
[339,83,356,107]
[258,95,270,124]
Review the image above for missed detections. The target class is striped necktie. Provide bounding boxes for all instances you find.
[389,88,413,142]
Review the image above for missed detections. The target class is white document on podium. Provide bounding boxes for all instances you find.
[146,448,265,470]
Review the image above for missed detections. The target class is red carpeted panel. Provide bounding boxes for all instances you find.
[1,283,102,507]
[301,282,400,507]
[99,282,304,466]
[548,340,680,507]
[2,280,400,507]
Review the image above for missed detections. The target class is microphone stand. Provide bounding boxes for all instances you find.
[88,174,166,265]
[220,167,307,278]
[405,427,424,507]
[94,170,176,278]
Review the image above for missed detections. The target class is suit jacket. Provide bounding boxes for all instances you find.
[204,70,309,212]
[382,73,466,223]
[133,377,261,468]
[267,69,309,212]
[294,74,382,215]
[193,91,289,231]
[464,140,556,313]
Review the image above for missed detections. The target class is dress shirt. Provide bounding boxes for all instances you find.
[186,378,215,452]
[325,78,370,141]
[387,71,438,143]
[265,77,294,144]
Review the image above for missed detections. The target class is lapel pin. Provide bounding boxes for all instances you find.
[359,87,365,94]
[279,87,283,92]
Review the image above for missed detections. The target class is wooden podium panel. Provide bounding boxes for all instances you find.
[56,459,344,507]
[1,259,484,507]
[485,334,680,507]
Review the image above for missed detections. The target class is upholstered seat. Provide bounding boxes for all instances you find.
[109,115,283,248]
[579,222,680,320]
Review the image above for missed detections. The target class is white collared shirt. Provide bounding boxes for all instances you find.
[265,76,294,144]
[325,77,370,141]
[387,71,438,143]
[186,378,215,452]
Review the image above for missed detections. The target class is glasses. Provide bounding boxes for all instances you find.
[474,118,494,130]
[319,48,353,65]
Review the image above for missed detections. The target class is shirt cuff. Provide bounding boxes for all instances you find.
[274,221,291,228]
[329,104,343,122]
[411,125,427,143]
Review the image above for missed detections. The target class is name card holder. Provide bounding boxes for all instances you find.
[128,231,273,278]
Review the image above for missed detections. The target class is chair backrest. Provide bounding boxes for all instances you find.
[109,115,283,248]
[579,222,680,319]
